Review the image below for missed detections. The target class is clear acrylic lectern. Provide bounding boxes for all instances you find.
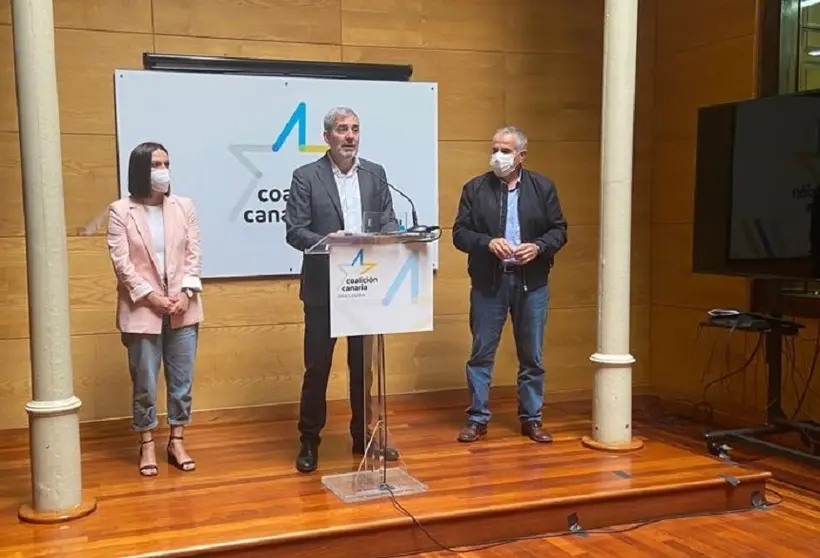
[305,230,437,503]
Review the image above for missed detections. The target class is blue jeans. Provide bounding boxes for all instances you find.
[121,317,199,432]
[466,273,549,425]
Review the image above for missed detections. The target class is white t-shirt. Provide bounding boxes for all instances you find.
[144,205,165,279]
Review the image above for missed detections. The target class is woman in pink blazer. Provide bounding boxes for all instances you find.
[107,141,204,476]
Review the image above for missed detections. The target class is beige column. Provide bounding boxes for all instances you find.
[582,0,643,452]
[11,0,96,522]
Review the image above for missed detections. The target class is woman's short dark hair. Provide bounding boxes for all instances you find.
[127,141,169,198]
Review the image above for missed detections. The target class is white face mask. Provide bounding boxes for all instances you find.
[151,168,170,194]
[490,151,516,177]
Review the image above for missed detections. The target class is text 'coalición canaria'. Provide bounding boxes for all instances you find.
[338,276,379,298]
[243,188,288,224]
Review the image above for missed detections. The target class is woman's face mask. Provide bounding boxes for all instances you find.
[151,168,170,194]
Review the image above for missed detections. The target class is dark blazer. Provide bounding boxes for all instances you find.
[284,153,398,305]
[452,169,567,294]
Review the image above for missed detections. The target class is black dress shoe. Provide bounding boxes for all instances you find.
[352,434,400,462]
[296,442,318,473]
[380,446,400,462]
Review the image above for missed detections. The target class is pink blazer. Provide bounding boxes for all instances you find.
[106,195,204,335]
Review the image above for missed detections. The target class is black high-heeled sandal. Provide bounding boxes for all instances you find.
[167,435,195,471]
[139,439,158,477]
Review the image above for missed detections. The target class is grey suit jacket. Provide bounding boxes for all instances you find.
[284,153,399,306]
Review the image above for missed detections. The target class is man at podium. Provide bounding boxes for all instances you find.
[452,126,568,445]
[284,106,401,474]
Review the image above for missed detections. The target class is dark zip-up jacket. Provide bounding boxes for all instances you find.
[452,169,568,294]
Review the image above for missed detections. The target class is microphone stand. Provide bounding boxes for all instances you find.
[356,164,437,234]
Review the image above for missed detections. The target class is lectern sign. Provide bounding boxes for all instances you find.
[329,243,434,338]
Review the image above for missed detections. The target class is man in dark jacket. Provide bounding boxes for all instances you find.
[452,126,568,444]
[284,106,400,473]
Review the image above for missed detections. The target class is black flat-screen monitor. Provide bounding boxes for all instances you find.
[692,89,820,280]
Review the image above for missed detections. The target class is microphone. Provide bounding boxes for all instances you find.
[356,164,437,234]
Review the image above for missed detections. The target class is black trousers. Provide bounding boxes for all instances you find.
[298,304,372,445]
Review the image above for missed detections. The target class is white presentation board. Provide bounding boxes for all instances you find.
[113,69,439,278]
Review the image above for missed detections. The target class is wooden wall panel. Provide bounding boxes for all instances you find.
[650,224,748,311]
[0,132,23,236]
[0,237,28,340]
[343,46,508,142]
[654,34,757,141]
[57,30,154,135]
[651,138,696,225]
[339,0,606,54]
[153,36,342,62]
[655,0,757,55]
[0,25,17,133]
[0,0,655,429]
[51,0,153,34]
[62,134,121,236]
[504,52,603,143]
[155,0,342,44]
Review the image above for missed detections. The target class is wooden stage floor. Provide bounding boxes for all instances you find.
[0,393,772,558]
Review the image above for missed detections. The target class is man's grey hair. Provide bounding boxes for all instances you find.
[494,126,528,151]
[324,106,359,131]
